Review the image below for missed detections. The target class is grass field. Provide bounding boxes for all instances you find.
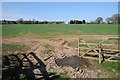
[2,24,118,37]
[2,24,120,78]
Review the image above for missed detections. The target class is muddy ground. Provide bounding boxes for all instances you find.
[2,35,118,78]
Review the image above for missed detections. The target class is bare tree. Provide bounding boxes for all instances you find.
[96,17,103,24]
[111,14,120,24]
[106,17,112,24]
[16,18,24,24]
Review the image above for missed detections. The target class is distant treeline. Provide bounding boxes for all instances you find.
[69,14,120,24]
[0,19,65,24]
[69,20,86,24]
[1,14,120,24]
[0,19,86,24]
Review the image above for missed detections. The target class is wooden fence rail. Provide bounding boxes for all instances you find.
[77,37,120,64]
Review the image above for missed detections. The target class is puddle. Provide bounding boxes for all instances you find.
[55,55,91,69]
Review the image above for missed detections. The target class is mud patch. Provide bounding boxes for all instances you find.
[55,55,91,69]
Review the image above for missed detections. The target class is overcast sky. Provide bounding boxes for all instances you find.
[2,2,118,22]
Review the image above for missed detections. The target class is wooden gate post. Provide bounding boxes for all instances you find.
[98,44,103,64]
[99,53,102,64]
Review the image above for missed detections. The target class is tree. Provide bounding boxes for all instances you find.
[74,20,82,24]
[70,20,74,24]
[111,14,120,24]
[28,19,32,24]
[3,19,6,22]
[82,20,86,24]
[90,21,95,24]
[96,17,103,24]
[44,21,48,24]
[32,18,36,24]
[106,14,120,24]
[35,20,39,24]
[106,17,112,24]
[18,18,24,24]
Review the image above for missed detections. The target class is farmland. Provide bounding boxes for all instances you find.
[2,24,120,79]
[2,24,118,38]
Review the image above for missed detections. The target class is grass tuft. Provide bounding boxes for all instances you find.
[2,43,30,52]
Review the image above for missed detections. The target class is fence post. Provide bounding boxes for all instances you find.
[99,44,103,64]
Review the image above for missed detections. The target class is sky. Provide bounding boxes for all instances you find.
[2,0,120,2]
[2,2,118,22]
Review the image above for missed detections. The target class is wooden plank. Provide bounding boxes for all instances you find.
[76,47,120,52]
[103,58,119,62]
[79,47,98,51]
[81,45,100,56]
[75,47,92,50]
[80,40,101,56]
[107,53,120,60]
[81,48,117,51]
[108,56,114,60]
[103,49,120,52]
[76,47,120,55]
[83,52,98,56]
[82,56,119,62]
[79,43,97,45]
[108,38,120,40]
[82,56,100,60]
[115,53,120,56]
[85,52,120,57]
[76,47,89,49]
[105,53,115,57]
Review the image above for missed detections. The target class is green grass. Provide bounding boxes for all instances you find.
[41,44,55,55]
[56,71,69,80]
[101,61,120,74]
[92,60,120,78]
[99,61,120,78]
[2,43,30,52]
[68,41,77,48]
[2,24,118,38]
[44,44,55,51]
